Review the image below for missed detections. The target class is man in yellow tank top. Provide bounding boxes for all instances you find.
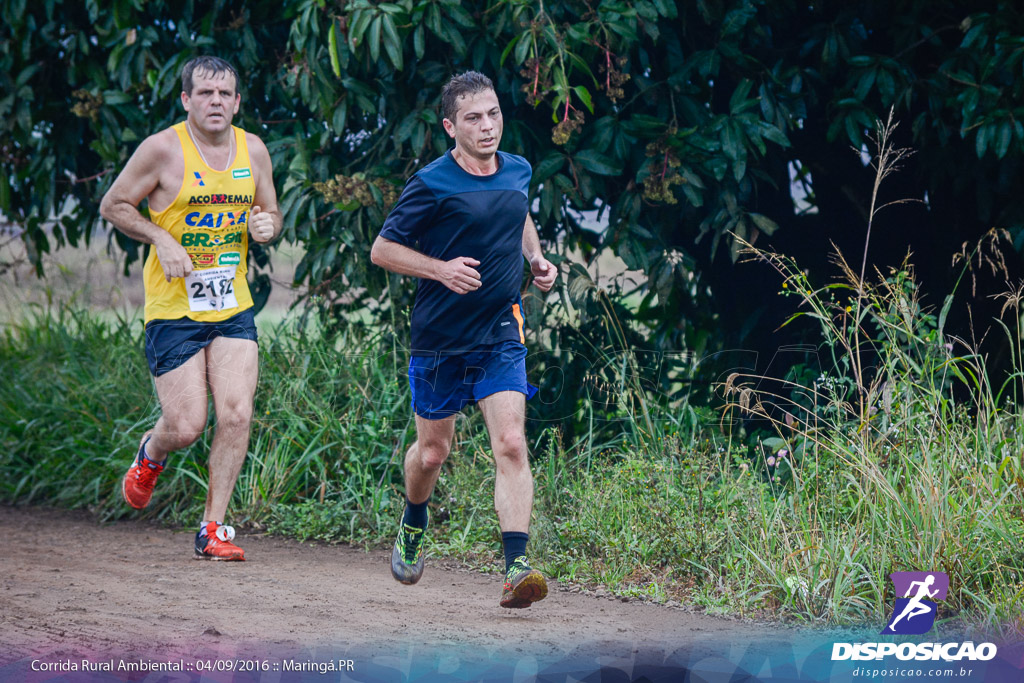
[99,56,281,561]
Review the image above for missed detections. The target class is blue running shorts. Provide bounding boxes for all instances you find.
[408,340,538,420]
[144,308,258,377]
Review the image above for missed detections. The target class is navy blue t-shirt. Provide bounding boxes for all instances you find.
[379,149,531,354]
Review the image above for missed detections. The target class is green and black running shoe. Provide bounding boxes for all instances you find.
[499,556,548,608]
[390,523,426,585]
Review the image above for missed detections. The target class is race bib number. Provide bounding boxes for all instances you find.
[185,265,238,312]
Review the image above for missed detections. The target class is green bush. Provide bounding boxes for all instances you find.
[1,303,1020,636]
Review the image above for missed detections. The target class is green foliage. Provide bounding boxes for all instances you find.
[0,308,409,525]
[2,305,1022,635]
[724,236,1024,634]
[7,1,1024,356]
[5,1,1024,631]
[0,306,151,510]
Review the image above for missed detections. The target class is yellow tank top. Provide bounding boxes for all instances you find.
[143,122,255,323]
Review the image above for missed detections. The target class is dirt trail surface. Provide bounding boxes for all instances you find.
[0,506,784,681]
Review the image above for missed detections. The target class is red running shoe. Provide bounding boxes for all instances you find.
[194,522,245,561]
[122,431,163,509]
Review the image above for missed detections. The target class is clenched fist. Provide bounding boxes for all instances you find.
[530,256,557,292]
[437,256,482,295]
[156,233,193,282]
[249,205,275,243]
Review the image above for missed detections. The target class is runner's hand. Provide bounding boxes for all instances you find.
[438,257,481,294]
[155,234,193,282]
[530,256,557,292]
[249,205,275,243]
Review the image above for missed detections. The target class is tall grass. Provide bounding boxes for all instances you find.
[0,306,411,528]
[3,117,1024,639]
[0,306,152,511]
[0,298,1021,635]
[721,112,1024,638]
[716,242,1024,634]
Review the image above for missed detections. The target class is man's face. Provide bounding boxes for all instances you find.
[443,89,502,160]
[182,69,240,133]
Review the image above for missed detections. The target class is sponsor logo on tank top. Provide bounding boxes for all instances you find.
[183,211,248,229]
[180,230,245,247]
[187,194,253,205]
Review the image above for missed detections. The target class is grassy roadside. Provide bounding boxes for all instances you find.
[1,304,1021,638]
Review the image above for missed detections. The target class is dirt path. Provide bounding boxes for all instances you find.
[0,506,786,679]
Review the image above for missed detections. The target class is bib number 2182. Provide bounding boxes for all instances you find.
[185,266,239,312]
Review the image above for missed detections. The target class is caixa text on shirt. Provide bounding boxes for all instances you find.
[184,212,248,229]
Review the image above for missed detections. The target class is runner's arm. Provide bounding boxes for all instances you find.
[99,132,192,281]
[247,134,281,243]
[370,236,481,295]
[522,214,556,292]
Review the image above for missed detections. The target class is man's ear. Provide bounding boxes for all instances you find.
[442,118,456,138]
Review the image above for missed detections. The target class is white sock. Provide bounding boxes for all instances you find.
[141,441,165,466]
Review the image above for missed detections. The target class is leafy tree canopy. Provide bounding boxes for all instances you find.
[4,0,1024,355]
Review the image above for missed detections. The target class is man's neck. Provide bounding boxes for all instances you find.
[186,118,235,171]
[451,147,498,176]
[187,118,233,147]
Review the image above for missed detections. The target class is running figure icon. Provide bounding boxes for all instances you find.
[886,574,939,632]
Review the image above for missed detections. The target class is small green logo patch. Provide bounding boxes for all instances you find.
[232,168,251,179]
[218,252,241,266]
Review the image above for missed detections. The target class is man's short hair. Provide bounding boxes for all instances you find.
[441,71,495,122]
[181,56,239,96]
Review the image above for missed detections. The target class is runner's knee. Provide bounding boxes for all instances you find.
[417,440,451,470]
[215,401,253,432]
[162,412,207,447]
[492,430,527,461]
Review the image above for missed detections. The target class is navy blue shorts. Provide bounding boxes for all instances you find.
[408,340,538,420]
[144,309,258,377]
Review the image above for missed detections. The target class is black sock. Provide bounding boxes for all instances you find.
[501,531,529,572]
[402,497,429,530]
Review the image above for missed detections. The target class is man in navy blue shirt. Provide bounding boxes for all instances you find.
[371,71,556,609]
